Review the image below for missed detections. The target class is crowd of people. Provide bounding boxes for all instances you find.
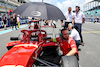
[2,13,20,30]
[2,14,8,30]
[45,6,85,66]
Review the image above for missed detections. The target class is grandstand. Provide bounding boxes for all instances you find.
[83,0,100,22]
[0,0,31,18]
[0,0,31,28]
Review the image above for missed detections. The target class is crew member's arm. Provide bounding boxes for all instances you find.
[48,38,57,42]
[66,48,77,56]
[72,18,74,24]
[48,38,53,42]
[72,13,75,24]
[82,18,85,23]
[66,39,77,56]
[62,20,65,26]
[82,12,85,23]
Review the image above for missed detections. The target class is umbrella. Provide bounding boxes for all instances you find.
[14,2,66,20]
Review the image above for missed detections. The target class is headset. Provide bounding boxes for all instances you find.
[60,23,75,37]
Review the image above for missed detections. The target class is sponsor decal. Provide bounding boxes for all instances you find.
[0,21,4,27]
[31,11,41,16]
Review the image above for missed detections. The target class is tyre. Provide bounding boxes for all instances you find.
[61,55,79,67]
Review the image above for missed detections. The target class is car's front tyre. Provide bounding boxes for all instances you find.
[61,55,79,67]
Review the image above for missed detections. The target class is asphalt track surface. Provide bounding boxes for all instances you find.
[0,21,100,67]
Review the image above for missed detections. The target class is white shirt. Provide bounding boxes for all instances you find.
[69,28,80,40]
[74,11,85,24]
[65,12,74,22]
[17,17,20,22]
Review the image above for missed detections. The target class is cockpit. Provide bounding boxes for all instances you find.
[30,32,39,41]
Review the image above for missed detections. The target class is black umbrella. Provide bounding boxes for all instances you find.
[14,2,66,20]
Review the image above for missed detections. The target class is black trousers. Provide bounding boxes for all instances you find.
[64,22,72,29]
[74,23,83,42]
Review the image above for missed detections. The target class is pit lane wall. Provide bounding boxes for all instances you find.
[0,18,27,29]
[85,18,100,22]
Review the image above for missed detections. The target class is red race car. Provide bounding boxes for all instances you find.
[0,29,78,67]
[0,29,59,67]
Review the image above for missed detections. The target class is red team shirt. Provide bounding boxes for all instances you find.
[56,37,79,55]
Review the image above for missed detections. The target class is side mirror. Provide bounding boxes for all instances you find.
[10,37,18,40]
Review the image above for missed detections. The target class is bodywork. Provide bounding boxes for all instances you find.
[0,29,58,67]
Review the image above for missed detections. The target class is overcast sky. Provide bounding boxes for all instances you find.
[30,0,93,14]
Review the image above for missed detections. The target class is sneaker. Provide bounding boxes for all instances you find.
[78,48,81,51]
[81,42,84,46]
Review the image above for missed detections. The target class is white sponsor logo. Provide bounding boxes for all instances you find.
[31,11,41,16]
[0,21,4,27]
[0,21,8,27]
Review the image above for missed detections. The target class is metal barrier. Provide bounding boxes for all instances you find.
[85,18,100,22]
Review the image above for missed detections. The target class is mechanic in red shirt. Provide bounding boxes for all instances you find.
[48,29,79,65]
[49,29,79,56]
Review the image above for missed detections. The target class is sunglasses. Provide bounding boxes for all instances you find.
[62,33,69,35]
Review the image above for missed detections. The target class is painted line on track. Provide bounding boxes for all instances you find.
[0,24,28,35]
[82,31,100,33]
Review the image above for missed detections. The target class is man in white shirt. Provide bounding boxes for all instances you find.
[17,15,20,28]
[73,6,85,45]
[68,23,81,48]
[62,7,74,29]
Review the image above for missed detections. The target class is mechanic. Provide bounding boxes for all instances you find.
[68,23,81,49]
[48,29,79,65]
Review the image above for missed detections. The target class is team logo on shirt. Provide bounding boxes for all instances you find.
[60,43,63,46]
